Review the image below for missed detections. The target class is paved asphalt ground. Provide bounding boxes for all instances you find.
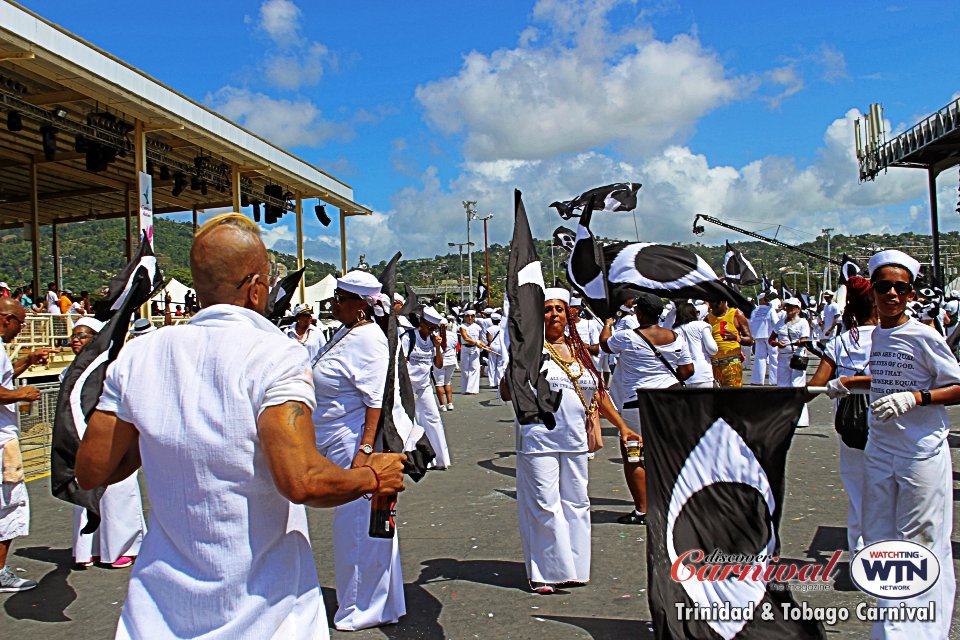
[3,370,959,638]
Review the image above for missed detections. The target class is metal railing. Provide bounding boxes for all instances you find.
[16,381,60,480]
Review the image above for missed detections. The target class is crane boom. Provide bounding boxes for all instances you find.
[692,214,840,265]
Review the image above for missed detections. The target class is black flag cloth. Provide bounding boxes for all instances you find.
[550,182,641,219]
[637,388,825,640]
[838,255,861,285]
[563,197,610,318]
[474,272,488,307]
[377,253,434,481]
[723,242,761,286]
[265,267,305,321]
[52,234,164,529]
[506,189,562,428]
[552,225,577,252]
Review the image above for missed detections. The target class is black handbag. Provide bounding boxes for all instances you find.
[833,335,869,449]
[789,354,810,371]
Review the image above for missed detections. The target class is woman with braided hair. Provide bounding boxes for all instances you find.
[501,288,638,594]
[808,275,876,557]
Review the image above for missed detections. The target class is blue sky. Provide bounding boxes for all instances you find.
[22,0,960,267]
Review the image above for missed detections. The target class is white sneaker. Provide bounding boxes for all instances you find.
[0,566,37,592]
[586,452,596,460]
[439,405,447,412]
[446,403,454,411]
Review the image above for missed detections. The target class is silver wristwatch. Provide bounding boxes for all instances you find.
[359,443,374,455]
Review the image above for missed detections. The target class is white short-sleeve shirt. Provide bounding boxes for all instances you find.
[0,344,16,448]
[868,319,960,459]
[606,329,693,401]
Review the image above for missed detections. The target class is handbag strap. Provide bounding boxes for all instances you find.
[836,331,866,377]
[634,328,686,387]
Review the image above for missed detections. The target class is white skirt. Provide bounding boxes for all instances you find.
[460,347,481,394]
[415,385,451,468]
[73,471,146,563]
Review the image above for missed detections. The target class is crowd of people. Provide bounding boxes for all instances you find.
[0,215,956,639]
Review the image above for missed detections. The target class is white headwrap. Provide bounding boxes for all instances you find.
[543,287,571,304]
[75,317,105,333]
[868,250,921,281]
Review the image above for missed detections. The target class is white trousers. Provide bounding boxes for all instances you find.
[516,452,591,585]
[776,354,808,426]
[73,471,146,563]
[487,353,500,388]
[460,347,480,394]
[750,341,773,385]
[862,443,954,640]
[317,426,405,631]
[414,384,450,468]
[837,440,865,555]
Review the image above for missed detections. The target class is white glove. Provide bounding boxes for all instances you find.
[825,378,850,399]
[870,391,918,422]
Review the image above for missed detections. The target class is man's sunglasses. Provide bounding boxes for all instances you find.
[873,280,914,296]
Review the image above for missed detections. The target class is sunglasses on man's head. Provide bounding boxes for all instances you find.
[873,280,914,296]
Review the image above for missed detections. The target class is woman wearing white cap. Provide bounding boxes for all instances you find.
[827,250,960,639]
[488,313,509,389]
[433,316,458,411]
[485,313,504,388]
[459,309,486,395]
[310,270,404,631]
[403,306,451,468]
[503,288,638,594]
[63,317,146,569]
[285,304,326,361]
[768,297,811,427]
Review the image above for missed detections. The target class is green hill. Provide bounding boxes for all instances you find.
[0,216,955,305]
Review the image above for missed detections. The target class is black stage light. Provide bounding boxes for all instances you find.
[6,111,22,132]
[172,172,186,197]
[39,125,57,160]
[315,203,331,227]
[190,175,201,191]
[200,181,208,196]
[159,165,170,181]
[252,200,261,222]
[241,193,250,208]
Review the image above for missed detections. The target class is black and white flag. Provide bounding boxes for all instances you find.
[506,189,562,428]
[838,255,861,286]
[52,233,164,529]
[474,272,488,307]
[636,388,825,640]
[550,182,641,220]
[377,252,434,481]
[723,242,761,286]
[760,273,772,296]
[563,197,610,318]
[266,267,305,321]
[552,225,577,252]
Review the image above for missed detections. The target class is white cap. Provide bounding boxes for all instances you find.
[491,312,502,320]
[75,317,104,333]
[783,297,802,308]
[422,305,444,325]
[393,292,405,304]
[464,308,476,316]
[293,304,313,316]
[483,307,493,314]
[823,290,835,297]
[439,318,448,326]
[0,282,8,290]
[868,250,921,281]
[570,296,583,307]
[758,292,767,301]
[336,270,382,298]
[543,287,570,304]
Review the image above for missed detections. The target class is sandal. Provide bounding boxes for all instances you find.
[616,511,646,525]
[529,581,556,595]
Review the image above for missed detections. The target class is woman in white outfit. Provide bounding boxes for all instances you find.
[673,301,718,388]
[404,306,451,469]
[769,298,811,427]
[501,288,638,594]
[434,316,458,411]
[311,271,404,631]
[459,310,485,394]
[285,304,326,361]
[807,275,876,556]
[63,317,146,569]
[486,315,504,388]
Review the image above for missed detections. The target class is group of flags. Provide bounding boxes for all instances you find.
[504,184,829,638]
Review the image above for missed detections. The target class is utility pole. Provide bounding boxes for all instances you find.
[463,201,478,298]
[482,213,493,299]
[448,241,474,302]
[821,228,834,290]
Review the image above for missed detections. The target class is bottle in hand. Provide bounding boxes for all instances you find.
[369,496,397,539]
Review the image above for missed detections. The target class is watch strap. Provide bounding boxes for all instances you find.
[919,389,932,407]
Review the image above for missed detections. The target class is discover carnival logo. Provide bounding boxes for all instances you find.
[850,540,940,599]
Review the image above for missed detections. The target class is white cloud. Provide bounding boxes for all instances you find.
[263,43,333,90]
[415,2,741,162]
[260,225,295,250]
[207,86,348,148]
[258,0,302,45]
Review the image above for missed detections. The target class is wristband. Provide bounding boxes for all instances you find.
[361,464,381,500]
[919,389,932,407]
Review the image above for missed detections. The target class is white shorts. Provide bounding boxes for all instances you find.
[433,364,455,386]
[0,481,29,540]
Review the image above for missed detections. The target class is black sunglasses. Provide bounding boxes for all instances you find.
[873,280,914,296]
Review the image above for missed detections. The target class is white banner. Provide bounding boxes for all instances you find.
[138,170,154,248]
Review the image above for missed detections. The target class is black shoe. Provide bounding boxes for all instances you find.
[617,511,646,525]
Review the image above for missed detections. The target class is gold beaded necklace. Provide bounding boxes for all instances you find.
[544,340,596,414]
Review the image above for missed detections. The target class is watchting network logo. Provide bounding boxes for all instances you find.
[851,540,940,599]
